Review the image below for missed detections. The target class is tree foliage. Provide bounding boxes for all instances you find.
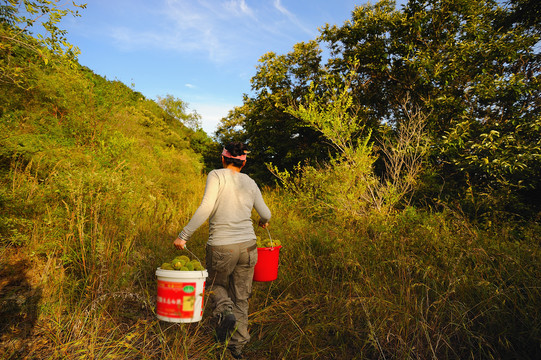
[500,0,541,30]
[0,0,86,87]
[275,70,428,219]
[155,94,219,171]
[216,41,336,182]
[156,94,202,131]
[220,0,540,215]
[320,0,541,214]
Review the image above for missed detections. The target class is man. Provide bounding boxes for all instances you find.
[174,142,271,359]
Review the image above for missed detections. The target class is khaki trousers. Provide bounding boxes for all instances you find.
[205,240,258,349]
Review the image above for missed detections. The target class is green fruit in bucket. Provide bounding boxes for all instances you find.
[185,262,195,271]
[175,255,190,263]
[172,260,184,270]
[257,238,281,248]
[180,266,189,271]
[161,263,174,270]
[172,258,187,265]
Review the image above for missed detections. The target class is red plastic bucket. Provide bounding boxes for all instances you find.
[253,246,282,282]
[155,268,208,323]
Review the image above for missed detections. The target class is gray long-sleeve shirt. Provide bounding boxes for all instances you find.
[182,168,271,246]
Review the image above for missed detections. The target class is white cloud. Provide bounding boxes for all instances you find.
[273,0,291,17]
[185,83,196,88]
[106,0,317,63]
[273,0,315,37]
[223,0,255,17]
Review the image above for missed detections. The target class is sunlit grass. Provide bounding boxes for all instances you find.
[2,151,541,359]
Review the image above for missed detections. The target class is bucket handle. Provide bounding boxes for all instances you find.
[183,245,206,275]
[266,227,275,249]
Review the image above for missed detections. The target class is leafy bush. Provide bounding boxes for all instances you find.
[270,70,428,222]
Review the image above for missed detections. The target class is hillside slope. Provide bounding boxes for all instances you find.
[0,50,212,357]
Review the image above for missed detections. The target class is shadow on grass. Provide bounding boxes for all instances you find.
[0,258,42,353]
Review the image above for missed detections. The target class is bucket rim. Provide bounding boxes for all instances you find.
[156,268,208,278]
[256,245,282,251]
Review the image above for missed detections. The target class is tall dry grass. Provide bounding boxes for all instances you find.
[2,155,540,359]
[243,189,541,359]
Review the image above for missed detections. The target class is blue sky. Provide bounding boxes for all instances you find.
[62,0,376,136]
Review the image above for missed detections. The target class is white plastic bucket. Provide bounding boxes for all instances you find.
[155,268,208,323]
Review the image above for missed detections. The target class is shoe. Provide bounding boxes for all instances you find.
[229,347,244,359]
[215,310,236,343]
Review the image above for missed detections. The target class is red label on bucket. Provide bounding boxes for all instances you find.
[157,280,201,319]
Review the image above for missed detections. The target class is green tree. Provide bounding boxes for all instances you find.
[320,0,540,214]
[228,0,540,214]
[156,94,202,131]
[155,94,221,172]
[277,69,428,218]
[0,0,86,87]
[216,41,337,182]
[500,0,541,30]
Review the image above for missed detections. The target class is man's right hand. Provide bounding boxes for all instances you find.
[174,237,187,250]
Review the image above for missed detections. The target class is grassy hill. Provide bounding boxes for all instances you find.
[0,50,211,357]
